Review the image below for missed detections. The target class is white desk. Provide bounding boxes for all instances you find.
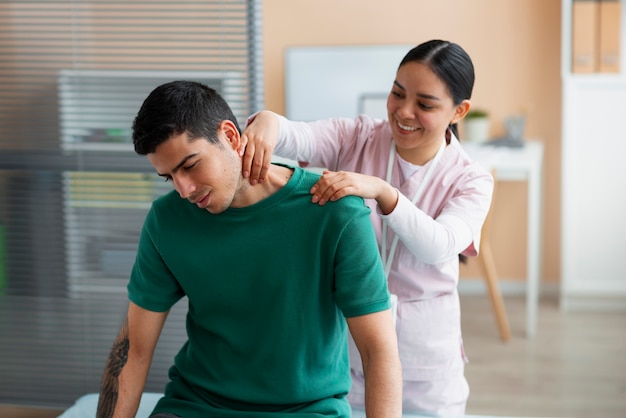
[463,141,544,337]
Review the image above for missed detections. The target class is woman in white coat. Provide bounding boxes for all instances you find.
[241,39,493,416]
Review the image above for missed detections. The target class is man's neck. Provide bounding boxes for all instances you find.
[230,164,294,208]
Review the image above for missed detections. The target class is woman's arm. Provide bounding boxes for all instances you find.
[382,172,493,264]
[311,167,493,264]
[385,195,473,264]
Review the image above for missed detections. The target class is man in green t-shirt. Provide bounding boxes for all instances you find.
[96,80,401,418]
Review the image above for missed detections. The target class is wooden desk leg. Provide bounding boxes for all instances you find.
[478,241,511,342]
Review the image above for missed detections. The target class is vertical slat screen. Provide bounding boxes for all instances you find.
[0,0,263,409]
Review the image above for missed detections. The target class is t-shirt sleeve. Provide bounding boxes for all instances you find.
[332,196,391,318]
[127,204,185,312]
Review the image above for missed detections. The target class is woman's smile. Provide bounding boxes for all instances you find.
[395,120,420,132]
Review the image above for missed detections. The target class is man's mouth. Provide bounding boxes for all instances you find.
[191,193,210,208]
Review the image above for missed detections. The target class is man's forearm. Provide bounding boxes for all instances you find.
[363,352,403,417]
[96,320,129,418]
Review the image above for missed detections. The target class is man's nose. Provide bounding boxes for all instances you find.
[174,176,196,199]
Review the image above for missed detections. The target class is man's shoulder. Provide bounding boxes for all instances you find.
[296,168,369,209]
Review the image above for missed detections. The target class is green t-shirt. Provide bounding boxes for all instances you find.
[128,165,390,417]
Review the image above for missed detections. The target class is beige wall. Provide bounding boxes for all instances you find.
[262,0,562,284]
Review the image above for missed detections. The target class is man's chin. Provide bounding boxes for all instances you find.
[204,205,225,214]
[203,200,231,214]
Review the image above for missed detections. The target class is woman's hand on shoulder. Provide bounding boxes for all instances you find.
[241,110,279,185]
[311,171,399,214]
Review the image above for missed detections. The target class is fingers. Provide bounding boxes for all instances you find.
[241,137,270,185]
[249,148,269,185]
[311,171,354,205]
[241,135,254,178]
[240,111,280,184]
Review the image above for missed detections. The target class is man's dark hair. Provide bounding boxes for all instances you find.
[132,80,241,155]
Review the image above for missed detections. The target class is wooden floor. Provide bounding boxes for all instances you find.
[461,294,626,418]
[1,294,625,418]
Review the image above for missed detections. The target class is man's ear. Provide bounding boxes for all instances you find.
[219,120,242,151]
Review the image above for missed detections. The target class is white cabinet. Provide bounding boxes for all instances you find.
[561,0,626,310]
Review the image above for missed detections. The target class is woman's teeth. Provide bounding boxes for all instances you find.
[397,121,418,131]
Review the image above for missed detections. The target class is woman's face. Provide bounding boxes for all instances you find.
[387,61,467,163]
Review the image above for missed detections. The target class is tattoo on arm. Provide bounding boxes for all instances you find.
[96,320,129,418]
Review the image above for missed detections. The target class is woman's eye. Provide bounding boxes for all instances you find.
[419,102,433,110]
[391,91,403,98]
[183,162,198,170]
[163,176,172,183]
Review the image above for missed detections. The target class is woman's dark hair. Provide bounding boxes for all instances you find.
[132,80,241,155]
[399,40,475,140]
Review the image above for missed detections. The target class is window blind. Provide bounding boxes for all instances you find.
[0,0,263,409]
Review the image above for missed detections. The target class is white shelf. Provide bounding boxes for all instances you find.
[560,0,626,311]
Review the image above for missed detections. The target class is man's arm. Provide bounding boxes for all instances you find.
[96,301,168,418]
[347,309,402,418]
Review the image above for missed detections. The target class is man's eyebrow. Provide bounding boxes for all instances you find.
[157,153,198,177]
[393,80,440,101]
